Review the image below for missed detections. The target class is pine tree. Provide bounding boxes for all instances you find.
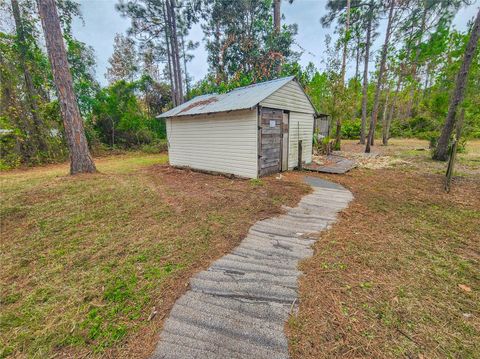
[402,0,467,118]
[321,0,380,145]
[433,9,480,161]
[11,0,47,152]
[117,0,193,106]
[274,0,281,32]
[106,33,138,83]
[366,0,397,153]
[201,0,297,83]
[37,0,96,174]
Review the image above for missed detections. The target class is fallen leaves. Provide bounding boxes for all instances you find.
[147,307,157,321]
[458,284,472,292]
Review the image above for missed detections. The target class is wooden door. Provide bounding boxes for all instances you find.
[281,112,289,171]
[259,108,282,176]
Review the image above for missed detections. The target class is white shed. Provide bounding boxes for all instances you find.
[158,76,318,178]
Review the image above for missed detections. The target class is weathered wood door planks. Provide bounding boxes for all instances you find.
[259,108,284,176]
[282,112,289,171]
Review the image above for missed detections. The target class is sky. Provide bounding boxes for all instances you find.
[71,0,479,86]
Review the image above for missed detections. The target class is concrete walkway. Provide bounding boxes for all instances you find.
[152,177,353,359]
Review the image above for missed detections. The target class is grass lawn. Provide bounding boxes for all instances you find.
[287,139,480,358]
[0,153,308,358]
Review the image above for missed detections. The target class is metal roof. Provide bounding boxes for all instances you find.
[158,76,295,118]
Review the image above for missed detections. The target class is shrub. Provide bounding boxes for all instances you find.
[341,119,361,139]
[89,80,165,149]
[140,140,168,154]
[390,116,439,140]
[470,130,480,139]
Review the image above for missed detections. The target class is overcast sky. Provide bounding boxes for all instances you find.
[72,0,479,86]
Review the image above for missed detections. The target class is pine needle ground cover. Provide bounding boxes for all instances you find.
[287,139,480,358]
[0,153,308,358]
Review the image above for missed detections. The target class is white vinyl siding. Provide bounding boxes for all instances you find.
[166,109,258,178]
[288,112,314,169]
[260,80,315,114]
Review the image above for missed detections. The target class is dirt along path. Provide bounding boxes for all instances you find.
[151,176,353,359]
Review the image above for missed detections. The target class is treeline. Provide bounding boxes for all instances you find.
[312,0,480,158]
[116,0,479,158]
[0,0,478,170]
[0,0,170,170]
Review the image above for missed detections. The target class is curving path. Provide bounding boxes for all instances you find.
[152,176,353,359]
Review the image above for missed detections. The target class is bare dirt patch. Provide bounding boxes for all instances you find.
[339,139,480,175]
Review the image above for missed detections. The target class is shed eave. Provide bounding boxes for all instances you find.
[158,107,254,119]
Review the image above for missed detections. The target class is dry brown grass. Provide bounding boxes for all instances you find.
[286,139,480,358]
[0,153,308,358]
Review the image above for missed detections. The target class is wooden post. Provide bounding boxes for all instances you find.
[297,140,303,170]
[445,140,457,193]
[445,109,464,192]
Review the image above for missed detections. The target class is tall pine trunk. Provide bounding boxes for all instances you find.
[383,73,401,145]
[11,0,47,152]
[366,0,395,153]
[340,0,351,85]
[273,0,282,73]
[334,0,351,150]
[355,32,361,81]
[165,0,179,106]
[162,1,176,106]
[167,0,184,105]
[0,50,34,160]
[433,9,480,161]
[383,101,394,145]
[360,7,372,144]
[422,62,430,99]
[406,0,427,118]
[181,34,190,94]
[171,0,183,104]
[381,88,390,145]
[37,0,96,174]
[274,0,281,33]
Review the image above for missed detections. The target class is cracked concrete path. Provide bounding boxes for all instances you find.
[152,176,353,359]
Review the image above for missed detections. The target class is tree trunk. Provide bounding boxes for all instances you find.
[384,101,394,145]
[37,0,96,174]
[406,0,427,118]
[360,7,372,144]
[0,50,34,160]
[433,9,480,161]
[366,0,395,153]
[381,88,390,145]
[162,1,176,107]
[167,0,184,105]
[274,0,281,33]
[340,0,351,85]
[334,0,351,150]
[181,34,190,95]
[355,32,361,81]
[423,61,431,99]
[165,0,179,106]
[171,0,184,104]
[11,0,47,152]
[383,74,401,145]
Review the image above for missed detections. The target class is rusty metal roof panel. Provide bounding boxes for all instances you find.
[158,76,295,118]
